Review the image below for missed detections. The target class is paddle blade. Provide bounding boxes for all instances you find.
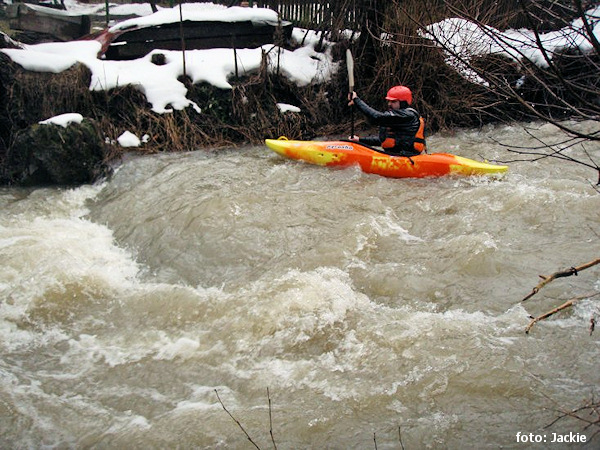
[346,49,354,92]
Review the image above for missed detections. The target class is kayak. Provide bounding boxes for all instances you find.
[265,137,508,178]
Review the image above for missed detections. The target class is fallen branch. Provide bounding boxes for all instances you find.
[521,258,600,302]
[525,292,599,334]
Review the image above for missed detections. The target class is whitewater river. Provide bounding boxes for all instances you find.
[1,121,599,449]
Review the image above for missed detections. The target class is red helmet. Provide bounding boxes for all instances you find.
[385,85,412,104]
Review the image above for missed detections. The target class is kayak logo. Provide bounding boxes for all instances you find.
[325,145,353,150]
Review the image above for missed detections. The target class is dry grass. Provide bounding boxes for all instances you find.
[3,0,596,165]
[0,55,344,159]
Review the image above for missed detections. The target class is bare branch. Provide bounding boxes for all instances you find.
[525,292,599,334]
[544,393,600,437]
[521,258,600,302]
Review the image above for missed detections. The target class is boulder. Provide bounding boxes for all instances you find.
[2,118,111,185]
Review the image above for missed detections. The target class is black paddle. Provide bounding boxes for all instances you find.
[346,49,355,139]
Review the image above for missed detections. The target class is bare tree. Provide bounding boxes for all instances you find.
[410,0,600,184]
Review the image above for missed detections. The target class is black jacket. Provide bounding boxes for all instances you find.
[354,97,422,156]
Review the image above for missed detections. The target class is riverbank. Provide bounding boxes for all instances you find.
[1,1,598,186]
[0,42,351,183]
[0,3,354,184]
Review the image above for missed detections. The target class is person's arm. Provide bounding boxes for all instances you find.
[347,93,383,145]
[354,96,416,127]
[353,96,387,121]
[358,136,382,146]
[349,92,382,119]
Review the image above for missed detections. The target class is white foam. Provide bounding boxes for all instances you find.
[154,336,201,361]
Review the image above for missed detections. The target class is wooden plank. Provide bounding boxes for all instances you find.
[7,3,90,41]
[255,1,358,30]
[104,20,293,60]
[108,33,272,60]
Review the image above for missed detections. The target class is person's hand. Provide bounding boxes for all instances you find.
[348,135,359,142]
[347,91,357,106]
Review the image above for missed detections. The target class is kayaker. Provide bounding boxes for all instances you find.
[347,85,426,156]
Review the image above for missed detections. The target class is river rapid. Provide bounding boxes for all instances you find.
[1,121,599,449]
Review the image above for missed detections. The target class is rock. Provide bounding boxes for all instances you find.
[151,53,166,66]
[2,118,111,185]
[0,52,17,148]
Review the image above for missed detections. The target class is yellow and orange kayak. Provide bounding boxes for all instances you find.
[265,138,508,178]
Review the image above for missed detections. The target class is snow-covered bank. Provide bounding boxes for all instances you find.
[422,5,600,85]
[1,3,338,114]
[4,1,598,115]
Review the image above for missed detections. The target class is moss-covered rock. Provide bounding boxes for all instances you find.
[2,118,110,185]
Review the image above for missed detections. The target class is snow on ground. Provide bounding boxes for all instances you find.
[1,2,338,117]
[422,5,600,85]
[108,2,280,32]
[2,1,598,144]
[39,113,84,127]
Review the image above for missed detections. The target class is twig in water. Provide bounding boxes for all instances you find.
[525,292,600,334]
[399,425,405,450]
[214,389,261,449]
[267,388,277,450]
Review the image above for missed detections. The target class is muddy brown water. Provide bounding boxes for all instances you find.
[1,121,599,448]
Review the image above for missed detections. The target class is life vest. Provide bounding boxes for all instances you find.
[414,117,427,153]
[381,116,427,154]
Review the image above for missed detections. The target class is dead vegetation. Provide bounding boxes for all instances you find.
[1,1,598,172]
[545,394,600,441]
[0,42,352,163]
[396,0,600,182]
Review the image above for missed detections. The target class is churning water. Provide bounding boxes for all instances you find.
[1,121,599,449]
